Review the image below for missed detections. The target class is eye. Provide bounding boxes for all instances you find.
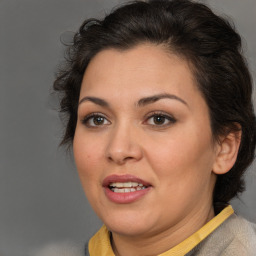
[82,113,110,127]
[145,112,176,127]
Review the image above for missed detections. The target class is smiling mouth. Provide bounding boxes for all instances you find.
[103,175,152,203]
[109,182,148,193]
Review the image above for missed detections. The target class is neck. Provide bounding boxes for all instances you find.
[111,204,215,256]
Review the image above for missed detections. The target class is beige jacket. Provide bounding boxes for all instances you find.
[186,214,256,256]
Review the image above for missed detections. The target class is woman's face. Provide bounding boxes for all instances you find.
[73,44,219,238]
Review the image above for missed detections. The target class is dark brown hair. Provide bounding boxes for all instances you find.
[53,0,256,204]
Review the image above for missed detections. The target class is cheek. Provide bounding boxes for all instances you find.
[73,131,102,180]
[147,131,215,214]
[146,127,215,181]
[73,133,104,205]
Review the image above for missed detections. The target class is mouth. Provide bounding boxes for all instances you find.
[109,182,148,193]
[102,174,152,203]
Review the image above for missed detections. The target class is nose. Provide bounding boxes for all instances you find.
[105,123,143,165]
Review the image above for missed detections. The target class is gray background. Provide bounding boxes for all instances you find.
[1,0,255,255]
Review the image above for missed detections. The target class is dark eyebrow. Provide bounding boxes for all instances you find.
[137,93,188,107]
[78,96,109,107]
[78,93,188,108]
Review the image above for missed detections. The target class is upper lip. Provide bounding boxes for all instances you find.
[102,174,152,187]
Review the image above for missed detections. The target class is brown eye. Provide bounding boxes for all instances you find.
[146,113,176,127]
[82,114,110,127]
[153,115,166,125]
[93,116,105,125]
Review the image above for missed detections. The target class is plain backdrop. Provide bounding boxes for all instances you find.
[1,0,256,255]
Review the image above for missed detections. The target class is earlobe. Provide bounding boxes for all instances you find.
[212,129,241,175]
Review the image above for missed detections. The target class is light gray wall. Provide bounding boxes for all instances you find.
[1,1,255,255]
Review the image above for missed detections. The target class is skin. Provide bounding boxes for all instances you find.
[73,44,238,256]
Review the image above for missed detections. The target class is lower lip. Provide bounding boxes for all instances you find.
[104,187,151,204]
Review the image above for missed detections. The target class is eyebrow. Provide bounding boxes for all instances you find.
[137,93,188,107]
[78,96,109,107]
[78,93,188,108]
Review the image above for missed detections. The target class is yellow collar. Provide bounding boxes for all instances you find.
[88,205,234,256]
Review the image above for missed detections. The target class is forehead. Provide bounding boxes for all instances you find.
[80,44,201,103]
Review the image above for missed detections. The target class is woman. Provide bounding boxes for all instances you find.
[54,0,256,255]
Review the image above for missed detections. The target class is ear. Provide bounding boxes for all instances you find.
[212,129,241,175]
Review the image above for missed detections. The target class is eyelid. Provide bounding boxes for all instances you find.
[143,111,177,126]
[81,112,111,127]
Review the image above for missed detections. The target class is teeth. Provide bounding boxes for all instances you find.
[109,182,144,188]
[111,186,146,193]
[109,181,148,193]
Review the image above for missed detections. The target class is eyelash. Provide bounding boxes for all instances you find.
[144,111,176,127]
[81,113,110,128]
[81,111,176,128]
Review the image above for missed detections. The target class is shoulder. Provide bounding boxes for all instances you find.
[190,214,256,256]
[225,214,256,252]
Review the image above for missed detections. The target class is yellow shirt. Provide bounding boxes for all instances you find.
[88,205,234,256]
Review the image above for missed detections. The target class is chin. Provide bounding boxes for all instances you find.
[107,222,151,237]
[100,210,154,237]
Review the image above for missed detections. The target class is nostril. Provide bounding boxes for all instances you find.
[124,156,134,161]
[105,137,143,164]
[107,155,134,165]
